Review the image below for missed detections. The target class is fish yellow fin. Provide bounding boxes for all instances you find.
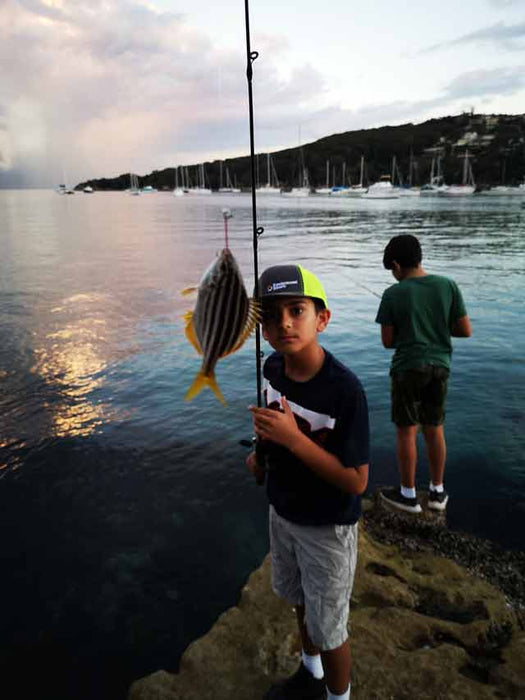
[184,311,203,355]
[181,286,198,296]
[221,298,261,358]
[184,370,227,406]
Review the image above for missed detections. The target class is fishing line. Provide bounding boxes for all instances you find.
[351,281,383,299]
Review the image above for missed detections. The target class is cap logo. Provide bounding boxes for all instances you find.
[267,280,298,293]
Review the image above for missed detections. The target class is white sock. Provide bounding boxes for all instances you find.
[429,481,444,493]
[327,684,350,700]
[302,650,324,679]
[401,485,416,499]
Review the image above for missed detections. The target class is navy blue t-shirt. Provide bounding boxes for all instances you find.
[263,349,370,526]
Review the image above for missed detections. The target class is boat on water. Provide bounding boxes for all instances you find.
[218,162,241,193]
[142,185,157,193]
[477,185,525,197]
[420,154,449,196]
[439,150,475,197]
[282,150,311,198]
[330,186,350,197]
[173,165,185,196]
[83,186,94,193]
[315,159,333,195]
[187,164,212,195]
[340,156,368,197]
[361,175,399,199]
[129,173,141,195]
[257,154,281,194]
[393,151,420,196]
[56,184,75,195]
[282,185,310,198]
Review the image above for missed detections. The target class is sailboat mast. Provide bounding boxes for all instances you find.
[359,156,364,187]
[462,150,469,186]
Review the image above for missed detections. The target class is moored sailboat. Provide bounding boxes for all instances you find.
[342,156,368,196]
[128,173,141,195]
[256,153,281,194]
[282,150,310,197]
[361,174,399,199]
[173,165,185,196]
[187,164,212,195]
[439,150,475,197]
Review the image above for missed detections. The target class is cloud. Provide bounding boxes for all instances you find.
[1,0,525,189]
[444,66,525,99]
[421,21,525,54]
[0,0,331,187]
[488,0,521,6]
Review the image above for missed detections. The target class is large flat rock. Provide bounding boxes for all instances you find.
[129,501,525,699]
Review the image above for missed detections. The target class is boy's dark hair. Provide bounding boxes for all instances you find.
[312,298,325,314]
[383,234,422,270]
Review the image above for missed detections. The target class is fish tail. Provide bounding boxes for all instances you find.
[184,370,227,406]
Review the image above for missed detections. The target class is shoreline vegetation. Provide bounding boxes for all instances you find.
[77,112,525,193]
[128,494,525,700]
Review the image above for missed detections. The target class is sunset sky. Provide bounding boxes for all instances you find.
[1,0,524,187]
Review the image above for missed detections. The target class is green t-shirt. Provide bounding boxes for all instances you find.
[375,274,467,372]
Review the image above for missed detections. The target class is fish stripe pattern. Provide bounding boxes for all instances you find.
[184,248,259,405]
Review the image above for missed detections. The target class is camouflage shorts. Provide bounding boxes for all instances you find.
[391,365,450,427]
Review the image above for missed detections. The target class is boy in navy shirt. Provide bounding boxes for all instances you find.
[247,265,369,700]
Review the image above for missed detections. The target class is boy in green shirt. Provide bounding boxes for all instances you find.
[375,234,472,513]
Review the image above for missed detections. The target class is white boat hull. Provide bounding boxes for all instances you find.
[478,187,525,197]
[395,188,420,197]
[362,180,399,199]
[282,188,310,198]
[342,187,368,197]
[256,187,281,195]
[438,186,475,197]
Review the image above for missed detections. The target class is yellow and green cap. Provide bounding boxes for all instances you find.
[257,264,328,309]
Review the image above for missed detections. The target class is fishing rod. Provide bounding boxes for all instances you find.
[244,0,264,408]
[242,0,269,483]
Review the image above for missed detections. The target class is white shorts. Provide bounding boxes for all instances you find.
[269,505,358,651]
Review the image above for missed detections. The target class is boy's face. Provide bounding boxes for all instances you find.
[261,296,330,354]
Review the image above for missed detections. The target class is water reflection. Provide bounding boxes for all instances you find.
[31,294,113,438]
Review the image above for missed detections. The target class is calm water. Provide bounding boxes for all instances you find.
[1,190,524,699]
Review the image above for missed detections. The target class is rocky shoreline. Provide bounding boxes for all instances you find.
[128,495,525,699]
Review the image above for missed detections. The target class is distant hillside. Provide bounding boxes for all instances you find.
[76,112,525,191]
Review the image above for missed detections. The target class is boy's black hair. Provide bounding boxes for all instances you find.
[383,234,422,270]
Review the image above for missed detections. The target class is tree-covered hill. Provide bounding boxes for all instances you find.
[76,112,525,191]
